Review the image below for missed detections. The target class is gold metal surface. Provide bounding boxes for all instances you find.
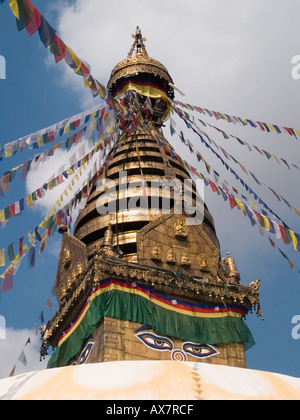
[107,27,173,90]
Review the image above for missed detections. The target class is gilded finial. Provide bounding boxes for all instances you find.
[128,26,148,58]
[101,223,115,257]
[226,252,240,283]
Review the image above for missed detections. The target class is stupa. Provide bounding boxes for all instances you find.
[40,27,261,370]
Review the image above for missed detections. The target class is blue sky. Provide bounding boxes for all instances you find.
[0,0,300,379]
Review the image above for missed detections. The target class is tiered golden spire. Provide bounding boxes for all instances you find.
[128,26,148,58]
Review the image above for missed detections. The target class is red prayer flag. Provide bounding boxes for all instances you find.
[257,121,265,131]
[9,204,16,217]
[227,194,237,209]
[25,0,41,36]
[19,237,24,257]
[283,127,293,136]
[209,180,217,193]
[278,224,292,244]
[212,111,221,120]
[51,34,66,63]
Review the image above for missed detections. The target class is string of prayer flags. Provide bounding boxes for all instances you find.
[174,100,300,140]
[0,103,108,161]
[7,295,55,377]
[8,0,106,98]
[173,105,300,220]
[196,116,300,173]
[161,136,300,255]
[0,131,114,225]
[172,108,284,223]
[0,132,110,283]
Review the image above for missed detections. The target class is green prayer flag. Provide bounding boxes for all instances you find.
[7,243,15,262]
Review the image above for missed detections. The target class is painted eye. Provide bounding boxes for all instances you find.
[79,342,94,364]
[136,332,174,351]
[182,342,219,359]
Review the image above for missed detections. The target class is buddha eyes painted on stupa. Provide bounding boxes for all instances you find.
[135,328,219,361]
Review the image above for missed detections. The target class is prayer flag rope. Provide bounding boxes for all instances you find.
[0,109,115,197]
[172,105,300,223]
[156,133,300,258]
[175,100,300,140]
[8,0,106,98]
[0,103,110,160]
[186,112,300,173]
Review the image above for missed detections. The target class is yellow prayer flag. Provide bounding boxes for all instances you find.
[37,136,44,147]
[83,77,92,88]
[268,124,277,132]
[295,129,300,137]
[26,194,34,207]
[234,198,244,210]
[261,214,270,231]
[5,146,12,158]
[63,124,70,135]
[219,113,229,121]
[23,244,30,254]
[0,249,5,267]
[290,230,299,252]
[250,201,257,208]
[39,220,47,229]
[9,0,20,19]
[272,155,281,165]
[66,45,81,73]
[0,210,4,224]
[51,142,63,152]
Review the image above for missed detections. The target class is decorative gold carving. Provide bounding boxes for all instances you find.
[249,279,261,291]
[61,284,67,297]
[77,263,83,274]
[107,27,173,90]
[180,252,191,267]
[175,220,188,240]
[62,248,71,269]
[151,247,162,262]
[198,254,210,272]
[42,253,261,350]
[166,248,176,264]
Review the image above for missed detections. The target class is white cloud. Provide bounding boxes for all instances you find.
[0,328,49,379]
